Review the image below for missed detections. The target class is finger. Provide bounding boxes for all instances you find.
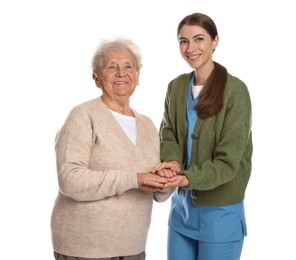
[163,182,178,189]
[153,163,168,172]
[166,176,178,182]
[151,163,165,173]
[139,185,163,191]
[143,180,166,187]
[154,170,165,177]
[163,169,176,178]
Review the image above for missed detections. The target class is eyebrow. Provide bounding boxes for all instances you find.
[178,36,187,41]
[107,61,133,65]
[193,34,205,38]
[178,34,205,41]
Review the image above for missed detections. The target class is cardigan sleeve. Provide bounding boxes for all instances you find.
[55,106,139,202]
[139,114,175,202]
[159,80,185,168]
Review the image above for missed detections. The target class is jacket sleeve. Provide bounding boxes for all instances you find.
[159,80,184,167]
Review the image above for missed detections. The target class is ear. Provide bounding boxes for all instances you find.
[92,73,97,80]
[92,73,102,89]
[135,71,140,86]
[212,35,219,52]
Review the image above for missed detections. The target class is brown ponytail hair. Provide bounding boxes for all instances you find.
[197,62,227,119]
[177,13,228,119]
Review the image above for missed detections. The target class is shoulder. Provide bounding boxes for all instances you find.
[224,74,252,115]
[63,97,106,128]
[226,74,250,97]
[168,72,192,87]
[67,97,107,119]
[166,72,193,98]
[224,73,251,109]
[70,97,102,114]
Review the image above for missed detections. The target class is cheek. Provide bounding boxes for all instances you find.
[130,73,139,84]
[96,77,104,86]
[179,46,186,55]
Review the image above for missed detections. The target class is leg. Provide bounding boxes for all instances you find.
[122,251,146,260]
[167,227,198,260]
[198,238,244,260]
[54,251,145,260]
[54,252,80,260]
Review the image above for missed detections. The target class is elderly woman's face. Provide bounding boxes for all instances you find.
[96,48,139,102]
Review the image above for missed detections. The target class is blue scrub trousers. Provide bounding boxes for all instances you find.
[167,228,244,260]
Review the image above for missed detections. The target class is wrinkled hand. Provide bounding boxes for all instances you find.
[137,172,177,191]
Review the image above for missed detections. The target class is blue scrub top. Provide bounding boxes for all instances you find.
[168,73,247,243]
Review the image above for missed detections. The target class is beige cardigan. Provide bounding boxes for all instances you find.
[51,97,172,258]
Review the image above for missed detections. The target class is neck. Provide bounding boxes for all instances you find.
[101,96,134,116]
[194,61,215,85]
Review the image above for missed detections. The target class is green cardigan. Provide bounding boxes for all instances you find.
[160,72,252,206]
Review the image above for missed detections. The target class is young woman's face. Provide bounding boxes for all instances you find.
[178,24,218,70]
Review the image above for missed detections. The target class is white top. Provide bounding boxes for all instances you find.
[192,85,203,99]
[110,110,137,145]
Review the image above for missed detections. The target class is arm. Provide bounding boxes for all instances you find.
[159,80,186,168]
[152,79,188,201]
[55,107,139,201]
[139,114,179,202]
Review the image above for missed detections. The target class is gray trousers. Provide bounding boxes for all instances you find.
[54,251,146,260]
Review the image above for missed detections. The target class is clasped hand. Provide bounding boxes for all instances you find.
[138,161,189,191]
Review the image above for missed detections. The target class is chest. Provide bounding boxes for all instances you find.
[89,119,159,169]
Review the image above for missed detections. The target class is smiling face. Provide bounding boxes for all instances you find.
[178,24,218,72]
[94,48,139,105]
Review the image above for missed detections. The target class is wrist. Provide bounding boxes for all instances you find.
[170,160,181,173]
[180,175,189,187]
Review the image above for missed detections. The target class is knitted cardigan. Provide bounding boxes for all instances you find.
[160,72,253,206]
[51,97,172,258]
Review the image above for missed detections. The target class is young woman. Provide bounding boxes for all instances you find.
[153,13,253,260]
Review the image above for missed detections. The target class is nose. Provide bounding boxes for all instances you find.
[186,42,195,53]
[115,66,126,77]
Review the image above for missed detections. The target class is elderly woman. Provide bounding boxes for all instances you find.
[51,38,175,260]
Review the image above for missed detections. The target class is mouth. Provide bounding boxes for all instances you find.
[187,54,200,61]
[114,81,128,85]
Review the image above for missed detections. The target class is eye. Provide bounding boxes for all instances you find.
[107,65,117,71]
[195,37,204,42]
[124,64,135,71]
[179,39,188,45]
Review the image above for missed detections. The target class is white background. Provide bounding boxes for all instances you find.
[1,0,295,259]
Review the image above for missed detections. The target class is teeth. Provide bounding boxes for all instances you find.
[114,81,126,85]
[189,54,199,59]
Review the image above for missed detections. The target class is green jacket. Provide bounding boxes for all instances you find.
[160,72,252,206]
